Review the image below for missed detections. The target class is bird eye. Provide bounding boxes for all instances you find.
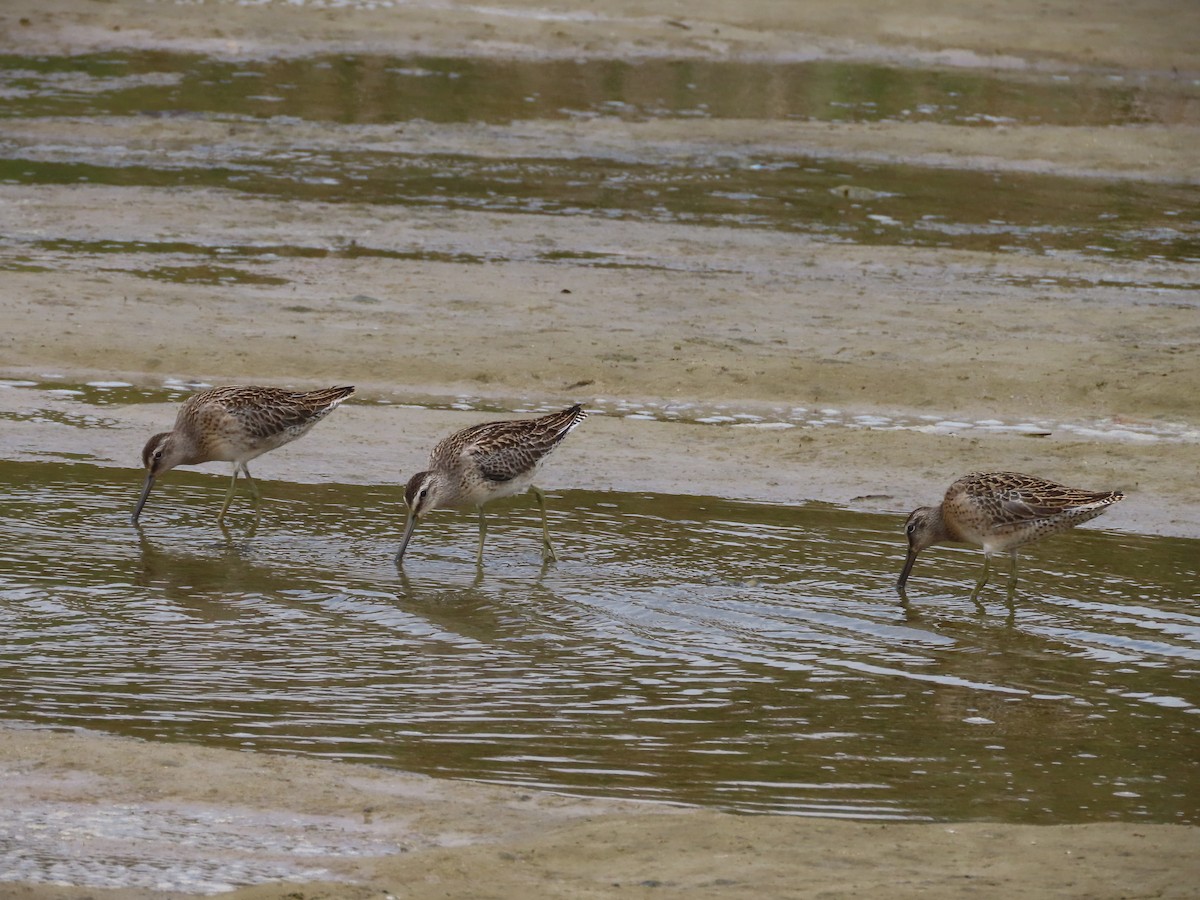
[418,488,428,500]
[153,450,164,461]
[906,522,917,535]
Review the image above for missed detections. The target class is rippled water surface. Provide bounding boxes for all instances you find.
[2,459,1197,823]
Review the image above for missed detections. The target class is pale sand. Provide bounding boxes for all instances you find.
[1,0,1198,896]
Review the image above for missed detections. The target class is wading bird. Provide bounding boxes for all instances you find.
[396,405,587,565]
[898,471,1124,601]
[132,384,355,525]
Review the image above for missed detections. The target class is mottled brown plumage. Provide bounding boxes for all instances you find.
[396,404,587,565]
[898,472,1124,600]
[132,385,355,525]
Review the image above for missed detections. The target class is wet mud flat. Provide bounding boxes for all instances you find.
[4,724,1197,899]
[1,0,1199,897]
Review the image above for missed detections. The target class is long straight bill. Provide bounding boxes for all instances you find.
[395,511,419,564]
[896,549,919,593]
[131,473,155,525]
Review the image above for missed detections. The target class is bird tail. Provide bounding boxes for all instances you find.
[1060,489,1124,530]
[546,403,588,438]
[309,385,356,408]
[1084,489,1125,510]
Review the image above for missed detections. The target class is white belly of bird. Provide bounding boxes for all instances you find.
[483,468,538,505]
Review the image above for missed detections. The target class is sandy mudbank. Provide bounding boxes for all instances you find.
[5,0,1199,71]
[4,725,1198,900]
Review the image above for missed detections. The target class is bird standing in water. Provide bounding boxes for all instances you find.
[396,404,587,566]
[897,471,1124,602]
[132,384,355,526]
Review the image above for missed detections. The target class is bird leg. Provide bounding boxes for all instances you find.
[476,506,488,567]
[969,555,992,604]
[1004,552,1020,603]
[216,466,241,525]
[531,486,557,562]
[217,463,259,526]
[244,465,262,520]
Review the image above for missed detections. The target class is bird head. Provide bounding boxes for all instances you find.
[141,431,184,477]
[131,431,184,525]
[903,506,945,555]
[405,470,450,519]
[896,506,943,593]
[396,470,445,564]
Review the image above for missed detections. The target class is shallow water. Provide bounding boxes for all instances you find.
[2,52,1198,262]
[7,150,1197,264]
[2,52,1192,126]
[2,459,1197,824]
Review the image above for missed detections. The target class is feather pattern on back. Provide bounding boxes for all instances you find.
[182,385,355,454]
[950,471,1123,540]
[432,404,587,484]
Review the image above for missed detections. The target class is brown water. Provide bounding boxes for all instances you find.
[1,456,1197,824]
